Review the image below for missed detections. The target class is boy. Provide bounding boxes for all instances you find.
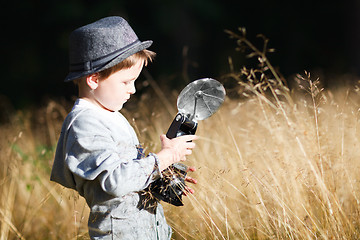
[50,16,197,239]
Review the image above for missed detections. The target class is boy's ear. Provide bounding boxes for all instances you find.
[86,73,99,90]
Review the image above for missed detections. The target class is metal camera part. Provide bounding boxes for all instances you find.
[177,78,226,122]
[149,163,188,207]
[167,78,226,139]
[166,113,198,139]
[151,78,226,206]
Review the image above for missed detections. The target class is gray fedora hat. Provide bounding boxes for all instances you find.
[64,16,152,82]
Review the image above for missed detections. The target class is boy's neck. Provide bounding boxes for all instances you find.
[79,96,114,112]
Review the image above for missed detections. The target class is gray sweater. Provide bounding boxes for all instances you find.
[50,99,172,239]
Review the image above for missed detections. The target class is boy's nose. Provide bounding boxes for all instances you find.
[129,82,136,94]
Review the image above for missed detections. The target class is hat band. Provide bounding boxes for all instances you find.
[69,39,141,72]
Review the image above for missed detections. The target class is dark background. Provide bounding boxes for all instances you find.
[2,0,360,108]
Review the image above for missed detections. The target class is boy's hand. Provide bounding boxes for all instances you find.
[157,134,197,171]
[184,166,197,195]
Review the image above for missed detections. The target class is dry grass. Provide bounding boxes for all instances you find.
[142,76,360,239]
[165,87,360,239]
[2,30,360,239]
[0,100,90,240]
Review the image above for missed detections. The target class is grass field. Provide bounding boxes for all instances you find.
[2,31,360,239]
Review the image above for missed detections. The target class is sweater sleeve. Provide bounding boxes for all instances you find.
[64,111,161,198]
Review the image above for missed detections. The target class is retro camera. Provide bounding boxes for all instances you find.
[149,78,226,206]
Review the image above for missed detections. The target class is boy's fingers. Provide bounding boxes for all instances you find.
[185,141,196,149]
[179,134,198,141]
[185,176,197,184]
[187,166,196,172]
[183,186,195,196]
[185,149,192,156]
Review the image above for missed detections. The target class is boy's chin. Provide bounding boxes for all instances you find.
[114,104,124,111]
[103,103,124,112]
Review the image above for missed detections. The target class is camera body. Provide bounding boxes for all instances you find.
[148,113,198,206]
[166,113,198,139]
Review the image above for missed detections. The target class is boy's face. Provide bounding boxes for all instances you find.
[92,59,144,111]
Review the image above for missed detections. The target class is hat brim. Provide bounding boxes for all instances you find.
[64,40,153,82]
